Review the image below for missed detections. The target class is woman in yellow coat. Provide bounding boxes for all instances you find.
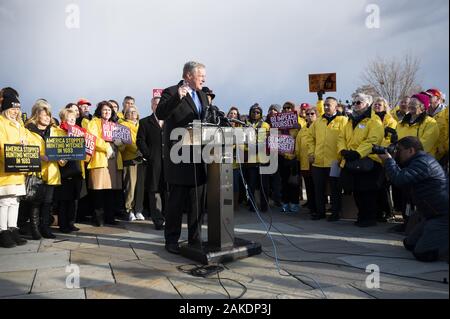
[337,93,384,227]
[372,97,398,222]
[120,105,145,222]
[0,95,35,248]
[87,101,124,226]
[295,106,318,215]
[24,104,64,239]
[396,93,439,157]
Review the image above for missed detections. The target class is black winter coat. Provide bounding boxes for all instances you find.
[136,114,164,192]
[155,81,209,186]
[384,151,449,218]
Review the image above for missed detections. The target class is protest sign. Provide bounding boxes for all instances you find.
[153,89,163,98]
[4,144,41,172]
[268,135,295,155]
[45,137,86,161]
[102,121,115,142]
[67,125,97,155]
[112,124,132,145]
[309,73,337,92]
[269,112,299,129]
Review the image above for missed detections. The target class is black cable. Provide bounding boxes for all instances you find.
[257,160,417,261]
[261,250,448,285]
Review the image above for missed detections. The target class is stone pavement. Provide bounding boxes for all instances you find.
[0,206,448,299]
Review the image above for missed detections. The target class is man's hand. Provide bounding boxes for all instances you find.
[308,154,315,164]
[378,152,392,161]
[178,83,189,99]
[317,90,325,101]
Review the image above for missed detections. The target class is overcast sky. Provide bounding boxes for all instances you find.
[0,0,448,117]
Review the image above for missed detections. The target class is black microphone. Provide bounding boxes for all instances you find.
[228,118,248,126]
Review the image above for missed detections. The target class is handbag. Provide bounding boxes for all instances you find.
[23,174,45,202]
[344,157,374,173]
[60,161,82,179]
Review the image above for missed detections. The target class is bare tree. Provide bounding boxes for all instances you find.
[352,85,379,101]
[361,54,422,107]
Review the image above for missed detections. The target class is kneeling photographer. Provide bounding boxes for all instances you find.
[377,136,449,262]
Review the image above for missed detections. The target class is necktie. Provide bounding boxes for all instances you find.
[191,90,202,115]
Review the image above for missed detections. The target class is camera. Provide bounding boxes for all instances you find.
[371,127,398,155]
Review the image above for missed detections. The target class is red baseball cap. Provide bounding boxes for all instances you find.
[425,89,442,98]
[77,98,91,106]
[300,103,310,110]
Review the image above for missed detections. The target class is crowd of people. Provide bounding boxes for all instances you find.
[0,63,448,261]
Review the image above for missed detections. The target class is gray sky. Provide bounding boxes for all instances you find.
[0,0,448,117]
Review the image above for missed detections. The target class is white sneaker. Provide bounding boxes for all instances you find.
[135,212,145,221]
[128,212,136,221]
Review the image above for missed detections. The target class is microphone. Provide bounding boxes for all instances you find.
[227,118,248,126]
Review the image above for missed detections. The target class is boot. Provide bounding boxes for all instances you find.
[69,200,80,231]
[9,227,27,246]
[0,230,17,248]
[30,206,42,240]
[40,203,56,239]
[93,209,104,227]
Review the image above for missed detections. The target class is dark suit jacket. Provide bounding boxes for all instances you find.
[155,81,209,186]
[136,114,164,192]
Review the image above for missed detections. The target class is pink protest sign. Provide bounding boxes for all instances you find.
[67,124,97,155]
[268,135,295,155]
[269,112,299,130]
[153,89,163,98]
[102,121,115,142]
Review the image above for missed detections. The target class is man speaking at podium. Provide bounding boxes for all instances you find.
[156,61,210,255]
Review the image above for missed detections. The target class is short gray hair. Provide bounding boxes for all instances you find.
[183,61,205,78]
[353,93,373,106]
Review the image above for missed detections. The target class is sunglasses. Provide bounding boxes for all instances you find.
[306,112,316,115]
[252,110,261,114]
[352,101,363,106]
[283,107,292,110]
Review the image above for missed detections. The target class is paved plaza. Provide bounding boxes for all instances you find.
[0,205,448,299]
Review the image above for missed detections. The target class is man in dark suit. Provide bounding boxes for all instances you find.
[136,96,166,230]
[156,61,209,254]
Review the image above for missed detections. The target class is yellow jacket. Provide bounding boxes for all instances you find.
[307,114,348,168]
[397,114,440,157]
[86,117,124,170]
[80,118,90,129]
[376,112,398,147]
[246,120,270,164]
[337,110,384,166]
[429,106,448,160]
[28,126,66,186]
[120,120,139,161]
[295,125,312,171]
[117,112,125,120]
[0,115,39,187]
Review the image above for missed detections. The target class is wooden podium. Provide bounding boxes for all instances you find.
[179,124,262,264]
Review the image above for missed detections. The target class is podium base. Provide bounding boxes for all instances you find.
[179,238,262,265]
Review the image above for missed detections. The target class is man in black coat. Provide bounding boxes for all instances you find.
[379,136,449,262]
[136,96,166,230]
[155,61,210,254]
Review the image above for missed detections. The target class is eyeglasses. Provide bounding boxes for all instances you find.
[306,113,316,116]
[252,110,261,114]
[352,101,363,106]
